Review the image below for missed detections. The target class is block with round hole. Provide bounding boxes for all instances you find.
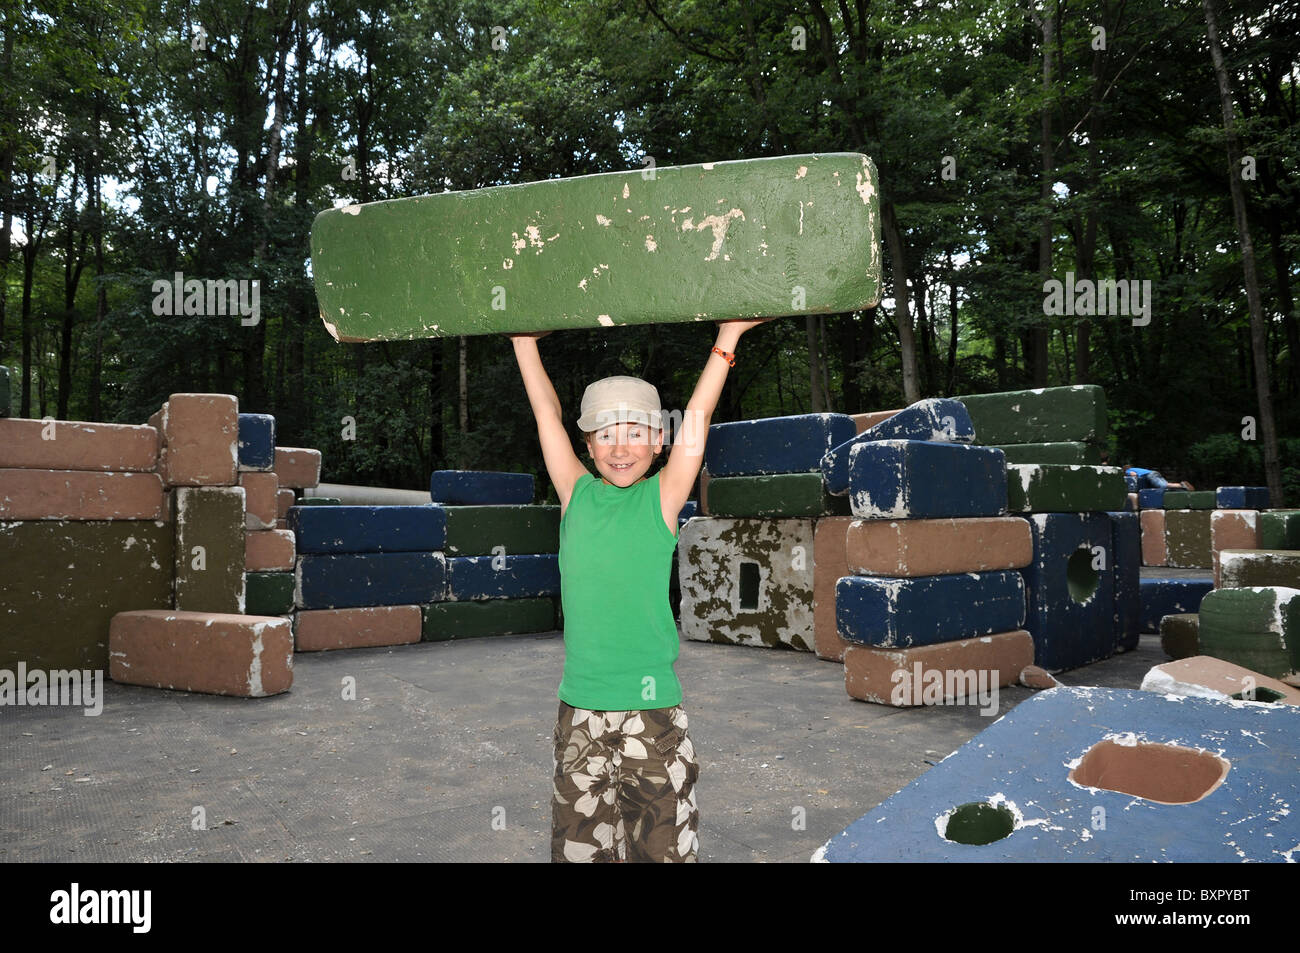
[1021,512,1116,672]
[1108,510,1141,652]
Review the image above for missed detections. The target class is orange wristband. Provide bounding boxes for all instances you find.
[711,346,736,367]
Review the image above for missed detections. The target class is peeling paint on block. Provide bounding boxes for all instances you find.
[0,417,159,471]
[954,385,1107,446]
[174,486,246,614]
[1259,511,1300,550]
[245,529,296,572]
[843,630,1033,706]
[1004,464,1127,513]
[705,413,856,477]
[1219,549,1300,590]
[1021,512,1116,673]
[1139,577,1213,634]
[236,413,276,471]
[843,516,1032,576]
[847,441,1007,520]
[1138,487,1166,509]
[821,399,975,495]
[835,571,1026,649]
[158,393,239,487]
[1164,490,1215,510]
[294,552,447,609]
[1140,655,1300,705]
[240,471,280,529]
[1211,511,1260,586]
[1198,586,1300,681]
[294,605,423,652]
[1165,509,1213,569]
[0,469,166,520]
[704,472,850,518]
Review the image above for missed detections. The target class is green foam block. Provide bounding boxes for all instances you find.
[995,442,1102,465]
[1159,613,1200,661]
[955,385,1107,446]
[705,472,851,518]
[421,597,556,641]
[1197,587,1300,680]
[1163,490,1215,510]
[1259,511,1300,550]
[1219,550,1300,590]
[310,153,881,342]
[298,497,341,506]
[444,505,560,556]
[173,487,246,613]
[1165,509,1212,569]
[245,571,295,616]
[1004,464,1127,513]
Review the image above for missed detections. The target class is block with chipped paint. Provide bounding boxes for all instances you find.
[288,504,447,554]
[273,447,321,489]
[847,441,1007,520]
[814,686,1300,863]
[843,630,1033,707]
[821,399,973,495]
[1217,486,1269,510]
[1020,512,1116,672]
[0,417,159,471]
[707,413,856,478]
[1160,613,1200,660]
[1140,509,1166,566]
[1138,487,1166,509]
[0,520,173,670]
[703,472,850,518]
[276,487,296,518]
[678,517,816,650]
[245,528,295,572]
[813,516,855,661]
[1259,510,1300,550]
[843,516,1032,577]
[835,571,1025,649]
[294,552,447,609]
[1141,655,1300,706]
[1163,489,1215,510]
[108,609,292,697]
[1219,549,1300,591]
[294,605,423,652]
[298,497,340,506]
[240,470,279,529]
[445,553,560,600]
[310,153,882,342]
[430,470,533,505]
[245,571,295,616]
[953,385,1107,446]
[237,413,276,471]
[422,597,556,642]
[1195,586,1300,682]
[443,504,559,555]
[851,409,899,433]
[1211,510,1260,586]
[155,393,239,486]
[1165,509,1212,568]
[1004,464,1127,514]
[1139,577,1213,634]
[0,469,166,520]
[173,486,246,614]
[1108,511,1141,653]
[993,442,1102,466]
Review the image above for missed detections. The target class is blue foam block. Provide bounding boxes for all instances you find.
[677,500,697,525]
[1108,511,1141,652]
[835,571,1025,648]
[429,470,534,505]
[237,413,276,470]
[295,552,446,609]
[1216,486,1269,509]
[704,413,856,477]
[288,504,447,554]
[847,441,1007,519]
[1022,513,1116,672]
[821,399,976,495]
[445,554,560,600]
[817,686,1300,862]
[1138,488,1165,509]
[1139,577,1213,633]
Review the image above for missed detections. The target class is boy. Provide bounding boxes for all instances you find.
[509,318,770,862]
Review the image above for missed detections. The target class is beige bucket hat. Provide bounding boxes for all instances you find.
[577,376,664,432]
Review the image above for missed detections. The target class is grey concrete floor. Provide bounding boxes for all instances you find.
[0,627,1166,863]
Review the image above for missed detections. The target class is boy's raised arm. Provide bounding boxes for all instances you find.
[510,333,589,508]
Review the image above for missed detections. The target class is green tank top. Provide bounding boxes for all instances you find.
[557,470,683,711]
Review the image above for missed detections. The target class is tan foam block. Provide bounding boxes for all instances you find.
[276,487,296,518]
[851,409,900,434]
[844,516,1032,576]
[844,630,1033,706]
[813,516,855,662]
[1140,655,1300,706]
[245,529,295,571]
[240,471,280,529]
[276,518,287,530]
[1141,509,1167,566]
[1212,509,1260,587]
[108,609,293,697]
[160,393,238,486]
[0,418,159,471]
[274,447,321,489]
[0,469,165,520]
[294,605,422,652]
[147,407,165,431]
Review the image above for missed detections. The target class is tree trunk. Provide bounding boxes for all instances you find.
[880,202,919,403]
[806,314,825,412]
[1032,2,1055,388]
[458,335,469,432]
[945,250,959,395]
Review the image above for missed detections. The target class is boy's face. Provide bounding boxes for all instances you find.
[585,421,663,487]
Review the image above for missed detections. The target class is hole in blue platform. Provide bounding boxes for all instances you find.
[1066,546,1099,604]
[1069,740,1229,804]
[941,802,1015,845]
[738,561,760,610]
[1230,687,1283,704]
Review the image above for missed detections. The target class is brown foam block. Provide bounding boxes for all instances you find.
[1140,655,1300,706]
[109,609,292,697]
[0,469,165,520]
[813,516,855,662]
[1166,509,1212,569]
[276,487,296,518]
[240,471,279,529]
[851,409,900,434]
[844,629,1033,707]
[844,516,1032,576]
[294,605,422,652]
[698,468,711,516]
[245,529,296,571]
[274,447,321,489]
[174,486,246,613]
[1211,509,1260,587]
[157,393,239,486]
[0,418,159,471]
[1140,509,1167,566]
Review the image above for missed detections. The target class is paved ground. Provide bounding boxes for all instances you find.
[0,626,1167,863]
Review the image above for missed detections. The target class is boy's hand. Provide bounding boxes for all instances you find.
[715,317,776,336]
[506,329,553,342]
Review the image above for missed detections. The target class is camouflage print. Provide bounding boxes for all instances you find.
[551,701,700,863]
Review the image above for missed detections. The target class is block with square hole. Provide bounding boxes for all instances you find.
[1165,509,1212,568]
[294,552,447,610]
[847,441,1007,520]
[445,553,560,600]
[703,472,850,518]
[1004,464,1127,513]
[1218,549,1300,590]
[706,413,856,477]
[1108,511,1141,652]
[1217,486,1269,510]
[288,504,447,554]
[429,470,533,505]
[953,385,1107,446]
[814,686,1299,862]
[1019,513,1116,672]
[421,597,556,642]
[1197,587,1300,681]
[820,399,974,495]
[678,517,815,650]
[834,571,1025,649]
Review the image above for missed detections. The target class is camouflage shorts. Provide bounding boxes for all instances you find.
[551,701,700,863]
